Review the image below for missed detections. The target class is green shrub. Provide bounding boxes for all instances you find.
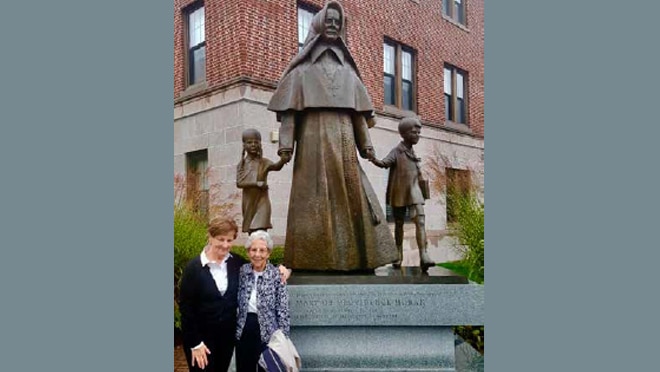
[174,205,208,288]
[174,301,182,330]
[173,204,208,331]
[449,192,484,284]
[456,325,484,355]
[269,246,285,265]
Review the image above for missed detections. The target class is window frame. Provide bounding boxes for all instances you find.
[383,42,396,106]
[442,0,466,26]
[444,64,468,125]
[383,39,417,113]
[184,2,206,87]
[185,149,209,218]
[297,3,319,52]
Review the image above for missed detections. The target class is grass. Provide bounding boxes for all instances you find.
[437,260,483,284]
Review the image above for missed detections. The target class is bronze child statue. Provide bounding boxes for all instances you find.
[236,128,287,234]
[369,117,435,271]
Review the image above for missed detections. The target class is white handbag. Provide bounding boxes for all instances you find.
[258,329,301,372]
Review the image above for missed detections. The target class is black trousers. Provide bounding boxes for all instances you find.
[184,322,236,372]
[236,313,266,372]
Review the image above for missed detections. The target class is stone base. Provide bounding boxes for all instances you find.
[291,327,456,371]
[286,267,484,371]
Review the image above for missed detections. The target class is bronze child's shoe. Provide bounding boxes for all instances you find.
[419,249,435,272]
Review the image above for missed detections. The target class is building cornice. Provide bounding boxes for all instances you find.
[174,76,278,106]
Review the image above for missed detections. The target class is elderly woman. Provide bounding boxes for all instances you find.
[179,218,290,372]
[235,230,291,372]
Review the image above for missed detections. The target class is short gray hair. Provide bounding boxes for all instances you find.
[245,230,274,251]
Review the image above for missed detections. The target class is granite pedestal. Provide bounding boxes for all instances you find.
[286,266,484,371]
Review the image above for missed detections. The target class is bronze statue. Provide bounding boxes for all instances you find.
[267,0,398,271]
[236,129,287,234]
[369,117,436,271]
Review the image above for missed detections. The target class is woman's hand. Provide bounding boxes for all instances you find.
[278,265,292,284]
[191,343,211,369]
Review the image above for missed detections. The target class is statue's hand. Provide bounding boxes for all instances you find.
[363,147,376,160]
[366,116,376,128]
[280,150,293,164]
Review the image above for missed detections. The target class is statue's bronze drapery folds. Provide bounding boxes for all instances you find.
[268,1,397,271]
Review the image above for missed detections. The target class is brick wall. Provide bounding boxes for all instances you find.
[173,0,484,137]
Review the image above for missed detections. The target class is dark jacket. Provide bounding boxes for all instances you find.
[179,253,246,349]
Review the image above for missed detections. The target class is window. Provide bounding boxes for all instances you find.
[443,0,466,25]
[444,64,467,124]
[186,4,205,86]
[383,43,395,106]
[383,40,416,111]
[186,149,209,218]
[445,168,471,223]
[401,50,414,111]
[297,5,317,52]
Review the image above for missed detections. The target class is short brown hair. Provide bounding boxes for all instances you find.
[398,117,422,135]
[207,217,239,239]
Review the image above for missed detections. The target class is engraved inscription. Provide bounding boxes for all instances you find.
[287,284,484,326]
[291,291,431,324]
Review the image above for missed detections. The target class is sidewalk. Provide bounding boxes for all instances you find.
[174,346,187,372]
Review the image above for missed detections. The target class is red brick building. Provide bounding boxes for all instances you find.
[173,0,484,263]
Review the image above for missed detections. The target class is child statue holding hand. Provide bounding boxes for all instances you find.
[237,129,288,234]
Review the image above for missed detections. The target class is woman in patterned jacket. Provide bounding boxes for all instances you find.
[235,230,291,372]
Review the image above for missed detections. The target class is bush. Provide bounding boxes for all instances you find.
[456,325,484,355]
[449,192,484,284]
[174,204,208,331]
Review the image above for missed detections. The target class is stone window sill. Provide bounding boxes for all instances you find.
[179,81,208,100]
[381,105,418,119]
[441,14,469,32]
[443,120,472,135]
